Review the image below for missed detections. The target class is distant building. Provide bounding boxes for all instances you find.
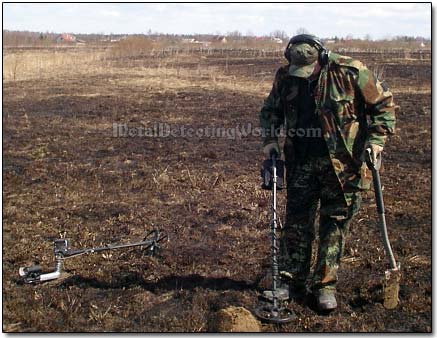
[56,33,85,44]
[56,33,76,43]
[272,37,283,44]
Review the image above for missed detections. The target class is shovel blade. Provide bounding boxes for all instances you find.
[383,268,401,309]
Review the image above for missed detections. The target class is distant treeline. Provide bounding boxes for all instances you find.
[3,29,430,51]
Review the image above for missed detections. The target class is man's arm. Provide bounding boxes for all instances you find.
[259,67,286,152]
[356,65,397,148]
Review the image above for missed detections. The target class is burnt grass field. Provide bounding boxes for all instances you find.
[3,48,431,332]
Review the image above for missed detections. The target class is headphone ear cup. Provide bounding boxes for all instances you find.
[318,48,328,66]
[284,49,290,63]
[284,44,291,63]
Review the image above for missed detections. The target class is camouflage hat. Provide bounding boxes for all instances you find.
[288,43,319,78]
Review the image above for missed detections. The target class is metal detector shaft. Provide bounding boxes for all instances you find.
[271,153,279,311]
[63,234,164,258]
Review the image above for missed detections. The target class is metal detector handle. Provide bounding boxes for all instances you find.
[365,148,398,270]
[271,153,277,183]
[270,149,278,162]
[261,150,284,191]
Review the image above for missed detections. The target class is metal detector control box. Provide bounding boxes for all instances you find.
[54,239,69,256]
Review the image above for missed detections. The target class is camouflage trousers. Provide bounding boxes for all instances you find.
[279,155,361,291]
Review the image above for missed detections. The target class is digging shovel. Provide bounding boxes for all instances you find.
[365,148,401,309]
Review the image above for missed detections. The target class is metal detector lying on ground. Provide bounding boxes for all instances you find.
[19,229,168,284]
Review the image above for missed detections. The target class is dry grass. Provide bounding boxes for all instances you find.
[3,48,272,97]
[3,49,108,81]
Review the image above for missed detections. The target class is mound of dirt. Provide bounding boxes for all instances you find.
[208,306,261,332]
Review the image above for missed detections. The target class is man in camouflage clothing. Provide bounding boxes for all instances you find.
[259,34,397,311]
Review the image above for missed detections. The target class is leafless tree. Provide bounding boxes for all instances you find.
[245,30,255,37]
[270,30,289,40]
[364,34,373,41]
[227,30,242,37]
[295,27,309,35]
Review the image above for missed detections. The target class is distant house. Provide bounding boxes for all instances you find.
[56,33,77,43]
[56,34,85,44]
[272,37,283,44]
[325,39,336,44]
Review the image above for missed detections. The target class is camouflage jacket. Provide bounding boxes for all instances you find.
[259,52,397,197]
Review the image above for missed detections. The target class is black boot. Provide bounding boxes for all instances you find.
[314,287,337,311]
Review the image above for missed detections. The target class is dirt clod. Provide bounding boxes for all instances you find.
[209,306,261,332]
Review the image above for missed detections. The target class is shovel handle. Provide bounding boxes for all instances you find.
[365,148,382,171]
[365,148,384,214]
[365,148,398,270]
[371,167,385,215]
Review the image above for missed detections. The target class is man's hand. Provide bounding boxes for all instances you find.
[263,142,280,158]
[366,143,384,163]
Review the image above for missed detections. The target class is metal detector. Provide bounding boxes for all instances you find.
[19,229,168,284]
[254,153,295,324]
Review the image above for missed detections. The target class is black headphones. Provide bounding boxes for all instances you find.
[284,34,329,66]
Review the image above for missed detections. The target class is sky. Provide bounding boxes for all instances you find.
[3,3,431,39]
